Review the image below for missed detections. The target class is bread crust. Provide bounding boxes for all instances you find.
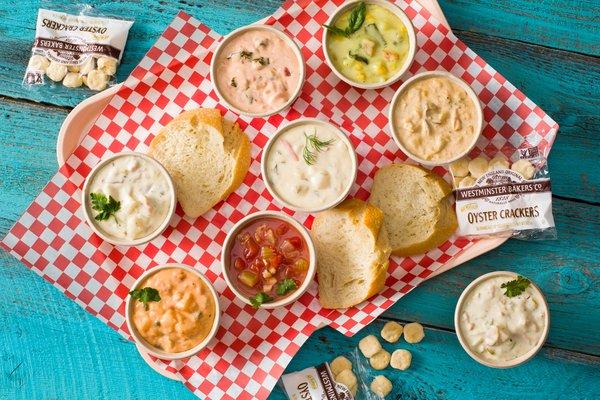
[148,108,250,218]
[370,163,457,257]
[313,199,391,309]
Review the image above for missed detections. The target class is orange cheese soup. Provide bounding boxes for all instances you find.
[131,268,216,353]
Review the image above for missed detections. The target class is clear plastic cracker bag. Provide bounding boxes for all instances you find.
[279,348,386,400]
[23,4,133,92]
[450,145,556,240]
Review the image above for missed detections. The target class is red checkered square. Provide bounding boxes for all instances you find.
[1,1,559,399]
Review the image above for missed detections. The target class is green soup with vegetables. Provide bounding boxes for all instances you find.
[325,2,410,84]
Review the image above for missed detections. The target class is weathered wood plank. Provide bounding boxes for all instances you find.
[439,0,600,56]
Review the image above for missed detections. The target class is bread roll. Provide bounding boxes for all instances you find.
[369,164,457,256]
[312,199,391,309]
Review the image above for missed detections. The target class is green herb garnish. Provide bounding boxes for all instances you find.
[501,276,531,298]
[302,132,336,165]
[324,1,366,37]
[276,279,298,296]
[253,57,270,66]
[240,50,253,60]
[349,51,369,64]
[250,292,273,309]
[231,77,237,87]
[90,192,121,222]
[130,287,161,310]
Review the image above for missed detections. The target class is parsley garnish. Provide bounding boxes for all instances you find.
[90,192,121,222]
[231,77,237,87]
[324,2,366,37]
[302,132,336,165]
[349,51,369,64]
[249,292,273,309]
[501,276,531,298]
[253,57,270,66]
[130,287,161,310]
[240,50,253,60]
[276,279,298,296]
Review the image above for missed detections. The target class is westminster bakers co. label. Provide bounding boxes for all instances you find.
[454,168,554,236]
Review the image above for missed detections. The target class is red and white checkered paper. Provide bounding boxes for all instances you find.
[2,0,558,398]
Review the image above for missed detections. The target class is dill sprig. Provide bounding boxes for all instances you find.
[302,132,335,165]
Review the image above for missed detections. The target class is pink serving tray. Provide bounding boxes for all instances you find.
[54,0,505,380]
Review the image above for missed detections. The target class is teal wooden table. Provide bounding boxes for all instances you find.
[1,1,598,399]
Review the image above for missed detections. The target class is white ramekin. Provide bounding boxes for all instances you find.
[221,211,317,309]
[126,263,221,360]
[210,24,306,118]
[261,118,358,213]
[454,271,550,368]
[81,151,176,246]
[322,0,416,90]
[388,70,484,166]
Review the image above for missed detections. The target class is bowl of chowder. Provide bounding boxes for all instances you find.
[82,152,176,246]
[262,118,357,213]
[211,24,305,117]
[322,0,416,89]
[389,71,483,166]
[126,264,221,360]
[455,271,550,368]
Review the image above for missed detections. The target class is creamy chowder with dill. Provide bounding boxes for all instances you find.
[263,120,355,211]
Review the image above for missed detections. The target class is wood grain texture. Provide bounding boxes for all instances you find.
[439,0,600,56]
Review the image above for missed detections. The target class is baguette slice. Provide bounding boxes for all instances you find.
[149,108,251,218]
[312,199,391,309]
[369,163,457,256]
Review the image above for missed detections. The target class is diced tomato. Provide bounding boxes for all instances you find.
[279,239,300,260]
[241,235,259,259]
[261,246,283,269]
[254,224,276,246]
[276,223,289,235]
[249,258,264,274]
[288,236,302,249]
[234,258,246,270]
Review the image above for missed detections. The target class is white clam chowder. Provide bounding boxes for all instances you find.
[87,154,172,240]
[458,274,547,363]
[265,122,354,210]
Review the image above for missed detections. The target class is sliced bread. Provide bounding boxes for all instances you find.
[369,163,457,256]
[311,199,391,309]
[149,108,251,218]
